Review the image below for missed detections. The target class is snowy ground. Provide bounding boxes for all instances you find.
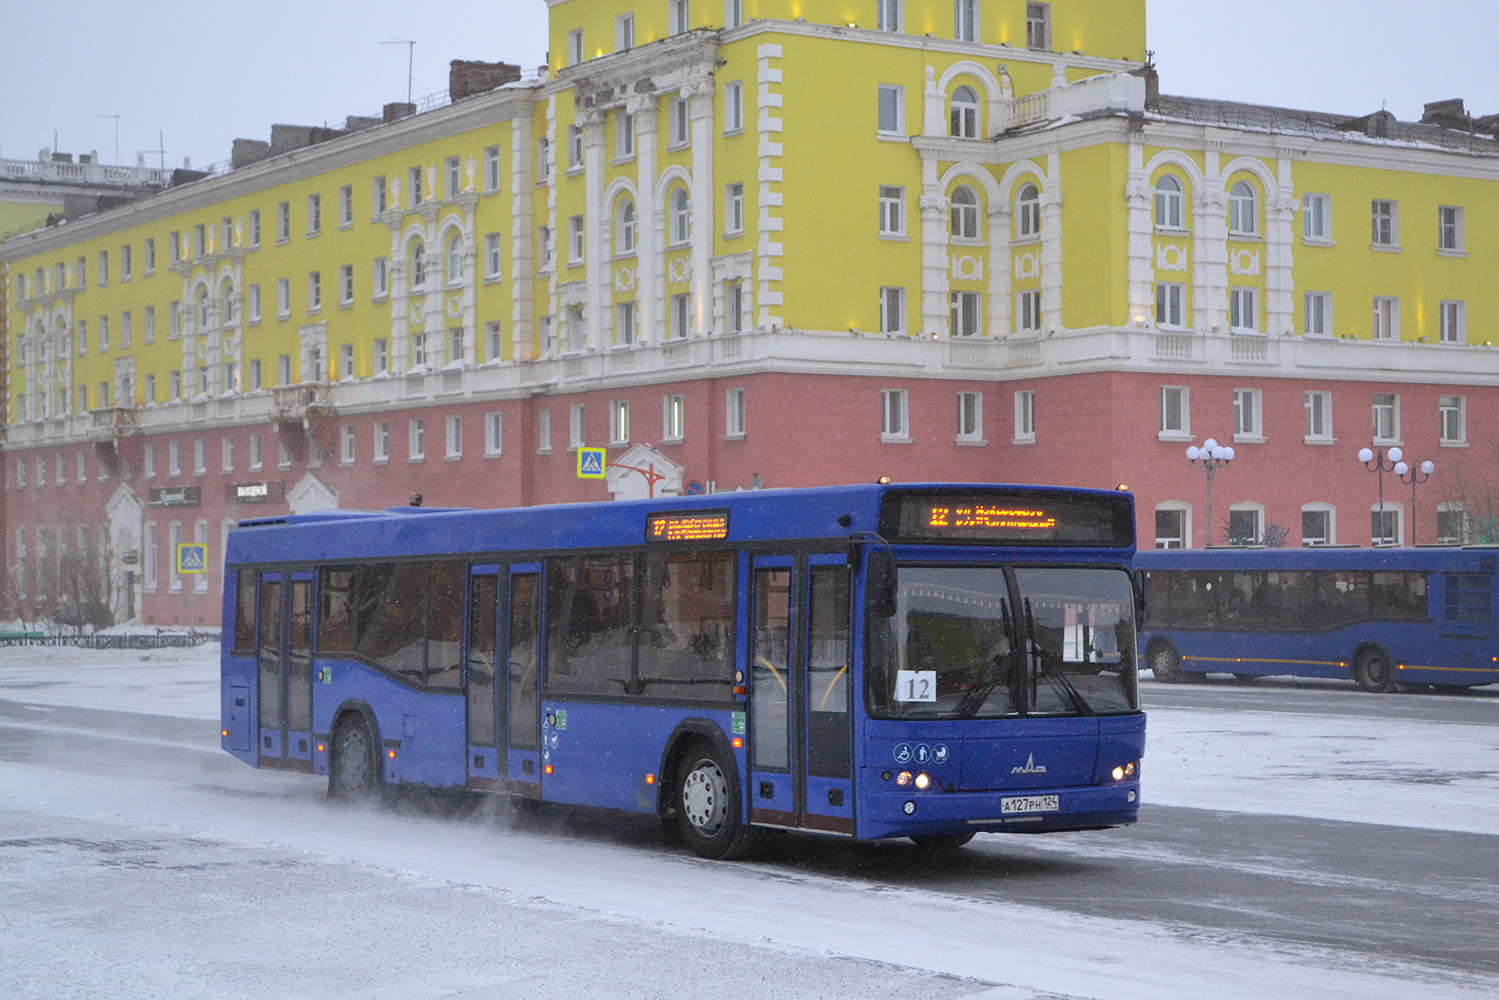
[2,647,1497,999]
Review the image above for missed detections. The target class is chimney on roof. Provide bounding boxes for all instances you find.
[449,59,522,100]
[1421,98,1470,129]
[383,102,417,123]
[232,138,272,169]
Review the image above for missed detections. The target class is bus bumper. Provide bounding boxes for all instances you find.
[856,779,1141,840]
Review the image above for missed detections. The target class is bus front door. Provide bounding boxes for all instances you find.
[748,555,855,836]
[464,564,542,793]
[256,571,314,769]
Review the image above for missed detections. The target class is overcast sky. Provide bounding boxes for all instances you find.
[4,1,1498,171]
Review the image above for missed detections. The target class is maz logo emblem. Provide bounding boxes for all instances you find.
[1011,753,1048,774]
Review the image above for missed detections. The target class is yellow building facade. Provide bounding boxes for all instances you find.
[4,0,1499,623]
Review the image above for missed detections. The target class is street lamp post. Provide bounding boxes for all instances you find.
[1359,446,1403,545]
[1396,457,1435,546]
[1187,438,1234,546]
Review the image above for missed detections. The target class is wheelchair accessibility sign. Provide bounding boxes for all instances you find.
[577,447,606,479]
[175,543,208,575]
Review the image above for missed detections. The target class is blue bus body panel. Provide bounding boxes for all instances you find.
[313,657,466,788]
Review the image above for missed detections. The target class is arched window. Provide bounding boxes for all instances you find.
[617,198,637,254]
[446,234,463,285]
[1154,175,1184,229]
[1016,182,1041,238]
[411,242,427,288]
[950,185,979,240]
[670,188,690,245]
[196,287,210,327]
[1229,180,1258,236]
[950,86,979,139]
[220,282,237,324]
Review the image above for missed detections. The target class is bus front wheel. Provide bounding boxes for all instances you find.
[1149,641,1183,684]
[1353,647,1396,694]
[329,715,381,801]
[674,742,759,860]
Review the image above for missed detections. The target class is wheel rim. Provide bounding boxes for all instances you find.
[1367,655,1389,687]
[338,727,369,791]
[1151,646,1176,679]
[681,758,729,837]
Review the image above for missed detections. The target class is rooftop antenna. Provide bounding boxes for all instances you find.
[95,114,120,164]
[383,38,417,105]
[138,131,166,171]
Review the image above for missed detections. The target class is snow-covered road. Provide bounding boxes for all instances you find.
[2,646,1497,999]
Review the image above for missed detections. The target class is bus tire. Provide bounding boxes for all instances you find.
[910,833,975,850]
[1353,646,1396,694]
[329,714,381,801]
[674,741,759,860]
[1148,640,1183,684]
[1232,673,1258,685]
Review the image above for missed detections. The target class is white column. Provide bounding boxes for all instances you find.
[919,152,948,336]
[1125,138,1154,327]
[987,203,1012,336]
[580,108,606,352]
[686,78,715,336]
[509,112,534,360]
[1265,151,1297,336]
[1040,150,1064,334]
[757,43,785,329]
[1196,147,1228,333]
[630,95,659,344]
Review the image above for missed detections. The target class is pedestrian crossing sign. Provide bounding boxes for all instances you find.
[176,542,208,575]
[577,447,607,479]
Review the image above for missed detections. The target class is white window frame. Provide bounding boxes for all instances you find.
[725,183,744,236]
[877,84,905,136]
[616,301,637,345]
[1439,394,1466,445]
[1026,1,1050,49]
[670,293,690,340]
[725,388,746,439]
[569,403,586,449]
[568,215,585,264]
[373,421,390,463]
[1372,296,1399,341]
[609,399,630,446]
[339,185,353,227]
[1438,205,1464,253]
[340,424,356,466]
[1017,288,1042,334]
[878,185,905,236]
[614,112,635,160]
[485,412,504,456]
[1304,390,1333,443]
[1154,176,1184,230]
[1233,387,1263,441]
[1436,503,1469,545]
[538,408,553,453]
[409,417,426,461]
[950,290,981,338]
[339,264,354,306]
[1301,503,1335,547]
[1304,291,1331,337]
[1371,199,1398,248]
[726,0,743,28]
[374,257,390,299]
[663,393,685,442]
[1155,283,1184,329]
[880,388,909,441]
[1303,193,1331,242]
[1015,183,1041,239]
[724,80,744,133]
[485,234,503,279]
[1229,286,1258,334]
[445,414,462,459]
[1154,503,1190,550]
[1227,502,1265,547]
[877,0,903,33]
[1159,385,1190,439]
[950,186,979,240]
[1228,181,1258,237]
[1372,393,1400,444]
[568,28,584,66]
[616,12,635,50]
[670,189,691,244]
[485,146,502,192]
[668,97,690,147]
[950,86,979,139]
[955,0,978,42]
[1370,503,1403,547]
[956,391,983,442]
[306,193,321,236]
[1013,390,1036,444]
[879,286,905,335]
[1439,300,1465,344]
[668,0,690,35]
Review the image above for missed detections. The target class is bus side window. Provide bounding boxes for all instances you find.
[233,569,257,652]
[425,561,466,690]
[637,551,736,701]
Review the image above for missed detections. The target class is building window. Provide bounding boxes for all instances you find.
[726,0,743,28]
[1026,1,1050,48]
[409,418,426,460]
[1372,393,1400,443]
[570,403,586,449]
[1013,390,1035,442]
[950,185,978,239]
[668,0,690,35]
[340,425,355,465]
[609,399,630,445]
[1439,395,1466,444]
[663,394,685,442]
[373,422,390,463]
[1302,505,1334,546]
[1372,296,1399,340]
[1439,300,1465,344]
[950,290,981,337]
[1438,205,1464,252]
[1155,283,1184,329]
[410,331,428,368]
[880,389,909,440]
[484,323,503,362]
[1436,504,1468,545]
[1303,193,1330,241]
[1371,199,1397,247]
[1304,291,1331,336]
[306,193,321,236]
[278,354,292,385]
[1016,183,1041,238]
[245,285,260,324]
[445,156,461,199]
[670,189,691,244]
[374,257,390,298]
[569,215,584,263]
[726,280,746,334]
[307,271,321,312]
[1154,506,1188,549]
[565,306,585,352]
[484,412,503,456]
[726,388,746,438]
[374,176,388,214]
[955,0,978,41]
[616,302,637,345]
[724,80,744,132]
[614,113,634,160]
[1305,390,1332,441]
[880,286,905,335]
[372,338,389,376]
[444,235,463,286]
[538,408,552,453]
[444,414,462,458]
[483,234,503,279]
[670,293,690,339]
[1154,176,1184,229]
[1228,181,1258,236]
[878,185,905,236]
[485,146,501,192]
[338,265,354,305]
[275,279,289,318]
[567,27,584,65]
[949,86,979,139]
[1229,287,1258,333]
[1160,386,1189,436]
[409,166,424,206]
[339,185,353,227]
[668,97,690,146]
[725,183,744,236]
[957,391,982,441]
[1228,505,1264,546]
[1233,388,1262,439]
[97,250,109,286]
[616,12,635,50]
[144,237,156,273]
[1371,505,1401,546]
[877,0,902,33]
[877,84,904,135]
[1017,289,1042,334]
[537,137,551,182]
[617,199,638,254]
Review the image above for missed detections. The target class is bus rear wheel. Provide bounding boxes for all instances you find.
[1353,647,1396,694]
[329,715,380,801]
[1149,641,1183,683]
[910,833,975,850]
[674,742,759,860]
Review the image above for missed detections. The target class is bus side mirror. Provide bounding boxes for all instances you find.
[868,551,898,618]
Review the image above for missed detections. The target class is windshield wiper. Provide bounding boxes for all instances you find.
[956,597,1015,718]
[1024,597,1094,717]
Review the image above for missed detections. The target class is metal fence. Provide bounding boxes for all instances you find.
[0,632,215,649]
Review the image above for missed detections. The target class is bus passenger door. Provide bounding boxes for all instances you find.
[465,567,501,785]
[256,571,313,765]
[507,564,543,791]
[748,555,855,836]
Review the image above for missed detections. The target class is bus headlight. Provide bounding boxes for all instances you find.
[1110,761,1138,781]
[896,770,912,786]
[913,772,931,790]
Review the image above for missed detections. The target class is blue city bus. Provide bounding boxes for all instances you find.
[221,483,1145,858]
[1136,546,1499,693]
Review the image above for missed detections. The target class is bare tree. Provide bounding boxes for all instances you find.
[54,526,116,633]
[1433,431,1499,544]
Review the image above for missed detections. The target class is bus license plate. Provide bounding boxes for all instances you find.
[1001,794,1059,814]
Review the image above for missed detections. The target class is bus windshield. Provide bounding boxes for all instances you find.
[867,564,1138,719]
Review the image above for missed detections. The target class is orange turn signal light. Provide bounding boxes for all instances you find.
[645,774,656,785]
[545,764,554,775]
